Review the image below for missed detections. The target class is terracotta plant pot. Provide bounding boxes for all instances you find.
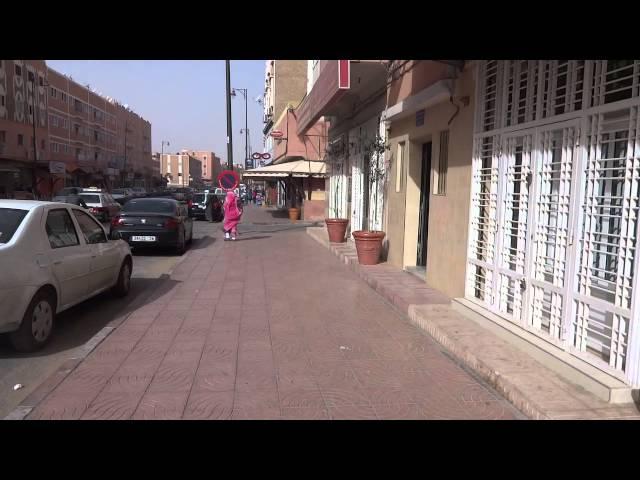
[352,230,386,265]
[325,218,349,243]
[288,207,300,222]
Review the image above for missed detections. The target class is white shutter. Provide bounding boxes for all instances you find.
[529,125,579,340]
[572,107,640,374]
[466,135,500,305]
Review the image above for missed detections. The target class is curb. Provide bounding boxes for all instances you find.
[3,239,194,421]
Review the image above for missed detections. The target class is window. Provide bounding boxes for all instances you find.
[41,139,45,149]
[52,143,59,153]
[15,64,22,76]
[395,142,404,193]
[45,209,79,249]
[39,76,44,87]
[0,131,5,143]
[60,92,67,103]
[17,134,23,146]
[1,95,5,107]
[50,87,57,98]
[28,71,35,83]
[72,210,107,244]
[434,130,449,195]
[0,208,28,244]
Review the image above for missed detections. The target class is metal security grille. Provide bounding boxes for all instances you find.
[496,134,533,320]
[590,61,640,107]
[467,136,499,303]
[529,126,579,340]
[541,61,585,118]
[468,60,640,385]
[479,61,501,132]
[504,61,539,127]
[573,108,640,371]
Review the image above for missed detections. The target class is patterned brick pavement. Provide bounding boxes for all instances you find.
[27,206,522,420]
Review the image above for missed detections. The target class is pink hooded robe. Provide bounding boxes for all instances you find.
[223,191,242,233]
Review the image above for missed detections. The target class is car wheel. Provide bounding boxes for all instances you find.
[9,289,56,352]
[112,259,132,298]
[176,230,186,255]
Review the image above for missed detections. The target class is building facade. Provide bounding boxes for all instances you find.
[185,150,221,184]
[0,60,154,198]
[304,59,640,389]
[160,153,202,188]
[261,60,310,207]
[0,60,50,197]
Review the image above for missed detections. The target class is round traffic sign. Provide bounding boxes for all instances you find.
[217,170,240,191]
[252,152,262,160]
[261,152,271,160]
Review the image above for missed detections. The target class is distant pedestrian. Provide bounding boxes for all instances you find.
[223,190,243,241]
[204,192,214,222]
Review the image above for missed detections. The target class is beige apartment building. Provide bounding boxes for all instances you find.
[0,59,154,197]
[184,150,221,183]
[160,152,202,187]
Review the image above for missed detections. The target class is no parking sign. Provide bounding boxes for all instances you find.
[217,170,240,191]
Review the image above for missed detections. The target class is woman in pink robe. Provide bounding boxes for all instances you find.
[223,191,243,240]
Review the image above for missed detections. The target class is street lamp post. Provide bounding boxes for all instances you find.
[29,74,49,197]
[225,61,234,170]
[231,87,249,170]
[161,140,169,186]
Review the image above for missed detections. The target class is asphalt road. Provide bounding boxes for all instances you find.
[0,220,217,418]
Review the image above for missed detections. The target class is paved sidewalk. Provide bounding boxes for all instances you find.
[23,206,522,420]
[306,227,640,420]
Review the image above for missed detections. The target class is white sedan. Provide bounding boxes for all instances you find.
[0,200,133,352]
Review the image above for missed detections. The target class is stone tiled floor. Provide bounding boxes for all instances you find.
[27,207,522,420]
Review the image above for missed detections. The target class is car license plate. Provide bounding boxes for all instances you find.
[131,236,156,242]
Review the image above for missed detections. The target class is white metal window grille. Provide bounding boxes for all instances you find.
[529,126,579,339]
[573,108,640,372]
[479,61,501,132]
[496,134,533,320]
[469,60,640,384]
[541,61,585,118]
[590,61,640,107]
[467,135,500,303]
[503,61,539,127]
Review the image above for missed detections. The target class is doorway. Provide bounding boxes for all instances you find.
[416,142,432,267]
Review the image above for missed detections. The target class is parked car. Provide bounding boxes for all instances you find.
[111,197,193,254]
[131,187,147,197]
[78,191,121,222]
[191,191,223,221]
[0,200,132,352]
[111,188,135,206]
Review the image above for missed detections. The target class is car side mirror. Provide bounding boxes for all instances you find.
[110,230,122,240]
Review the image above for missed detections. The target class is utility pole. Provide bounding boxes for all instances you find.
[30,75,39,196]
[225,60,233,170]
[123,119,128,187]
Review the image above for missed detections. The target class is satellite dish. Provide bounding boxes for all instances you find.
[123,104,129,109]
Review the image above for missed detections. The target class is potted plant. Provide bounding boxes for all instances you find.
[325,141,349,243]
[352,133,388,265]
[288,180,300,222]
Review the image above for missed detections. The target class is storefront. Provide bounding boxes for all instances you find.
[467,60,640,386]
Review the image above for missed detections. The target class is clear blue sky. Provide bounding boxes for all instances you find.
[47,60,266,166]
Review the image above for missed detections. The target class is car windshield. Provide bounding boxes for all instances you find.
[79,194,101,203]
[0,208,28,244]
[193,194,205,203]
[123,199,175,213]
